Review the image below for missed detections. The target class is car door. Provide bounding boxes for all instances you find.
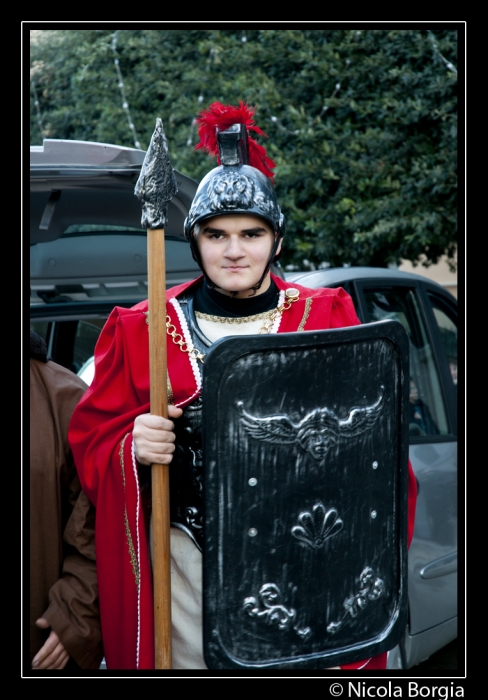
[348,278,458,643]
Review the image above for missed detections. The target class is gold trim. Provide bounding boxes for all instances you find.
[195,309,274,324]
[297,298,313,332]
[167,372,174,405]
[120,433,140,588]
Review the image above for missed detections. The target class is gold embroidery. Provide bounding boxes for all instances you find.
[167,372,174,405]
[297,298,313,332]
[119,436,127,488]
[120,433,140,588]
[195,309,275,324]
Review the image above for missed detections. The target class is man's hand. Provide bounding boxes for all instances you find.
[32,618,69,670]
[133,405,183,466]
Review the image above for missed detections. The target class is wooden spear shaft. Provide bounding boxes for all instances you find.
[135,117,178,670]
[148,228,172,669]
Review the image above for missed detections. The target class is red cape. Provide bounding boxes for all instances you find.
[69,275,417,670]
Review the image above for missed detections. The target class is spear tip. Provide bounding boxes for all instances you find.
[135,118,178,230]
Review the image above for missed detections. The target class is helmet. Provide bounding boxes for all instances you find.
[183,103,285,290]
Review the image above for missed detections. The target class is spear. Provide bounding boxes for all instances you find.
[135,118,178,669]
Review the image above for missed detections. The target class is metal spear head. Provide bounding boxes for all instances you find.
[134,118,178,230]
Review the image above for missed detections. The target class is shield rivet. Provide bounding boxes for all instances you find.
[248,528,258,537]
[372,461,379,469]
[371,510,377,519]
[248,478,258,486]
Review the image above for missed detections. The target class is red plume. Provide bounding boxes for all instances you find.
[195,101,276,181]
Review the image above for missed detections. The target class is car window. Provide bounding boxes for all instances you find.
[30,318,107,374]
[428,294,458,395]
[30,320,55,359]
[77,356,95,385]
[30,320,49,347]
[73,319,106,371]
[362,286,449,438]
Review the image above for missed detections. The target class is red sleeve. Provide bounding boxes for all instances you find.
[69,306,151,505]
[341,652,388,671]
[68,306,155,669]
[407,458,417,548]
[329,286,362,328]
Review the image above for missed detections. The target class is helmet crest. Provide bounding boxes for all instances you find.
[194,101,276,181]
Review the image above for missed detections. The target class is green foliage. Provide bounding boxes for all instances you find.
[29,27,459,270]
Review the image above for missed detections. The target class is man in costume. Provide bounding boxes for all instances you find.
[69,102,417,670]
[29,330,103,671]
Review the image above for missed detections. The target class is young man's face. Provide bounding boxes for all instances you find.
[195,214,281,298]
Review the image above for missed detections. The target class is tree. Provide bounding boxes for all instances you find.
[29,27,459,270]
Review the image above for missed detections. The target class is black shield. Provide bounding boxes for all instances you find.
[202,320,410,670]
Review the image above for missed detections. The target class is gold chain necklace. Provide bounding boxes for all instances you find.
[166,288,300,364]
[195,309,275,324]
[165,316,206,363]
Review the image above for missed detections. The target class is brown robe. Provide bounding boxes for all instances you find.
[29,358,103,670]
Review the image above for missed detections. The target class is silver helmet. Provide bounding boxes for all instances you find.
[184,125,285,240]
[184,105,285,289]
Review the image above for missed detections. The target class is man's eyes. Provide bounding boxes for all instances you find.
[203,232,225,240]
[206,232,262,240]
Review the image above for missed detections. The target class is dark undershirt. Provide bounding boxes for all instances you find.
[193,280,280,318]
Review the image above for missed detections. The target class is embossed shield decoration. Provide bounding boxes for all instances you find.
[202,320,410,669]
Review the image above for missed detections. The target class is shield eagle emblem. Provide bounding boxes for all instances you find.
[202,320,410,669]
